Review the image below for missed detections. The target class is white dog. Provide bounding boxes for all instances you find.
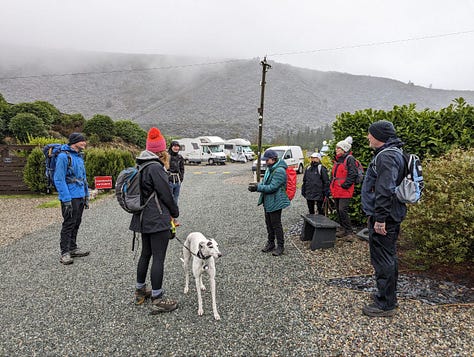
[183,232,222,320]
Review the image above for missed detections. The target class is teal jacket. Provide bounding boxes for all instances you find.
[257,159,291,212]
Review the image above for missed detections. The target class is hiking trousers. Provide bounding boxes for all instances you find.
[264,209,284,248]
[60,197,85,255]
[137,230,171,291]
[334,198,352,233]
[368,217,400,310]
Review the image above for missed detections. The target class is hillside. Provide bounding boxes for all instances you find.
[1,46,473,140]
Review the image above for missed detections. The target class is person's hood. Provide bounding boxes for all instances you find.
[136,150,160,161]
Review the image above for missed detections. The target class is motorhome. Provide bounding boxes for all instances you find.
[196,136,227,165]
[177,136,227,165]
[224,138,255,162]
[177,138,203,164]
[252,145,305,175]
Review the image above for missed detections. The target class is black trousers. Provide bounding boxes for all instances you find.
[60,198,85,255]
[368,217,400,310]
[334,198,352,233]
[137,230,171,291]
[264,209,284,248]
[306,199,324,215]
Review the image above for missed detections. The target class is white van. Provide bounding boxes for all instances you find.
[224,138,255,162]
[177,138,203,164]
[252,145,305,175]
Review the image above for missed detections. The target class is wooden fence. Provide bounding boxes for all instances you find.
[0,145,35,194]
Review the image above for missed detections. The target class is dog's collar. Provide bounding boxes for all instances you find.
[197,250,211,260]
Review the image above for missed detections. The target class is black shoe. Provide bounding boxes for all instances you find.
[362,303,396,317]
[261,242,275,253]
[272,246,284,256]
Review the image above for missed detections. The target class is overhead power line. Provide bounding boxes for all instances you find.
[0,29,472,81]
[267,30,474,57]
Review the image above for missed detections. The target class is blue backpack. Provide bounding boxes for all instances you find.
[374,147,424,204]
[43,144,73,193]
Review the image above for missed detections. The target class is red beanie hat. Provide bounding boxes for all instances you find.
[146,127,166,153]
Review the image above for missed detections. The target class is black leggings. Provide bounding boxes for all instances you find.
[137,230,171,291]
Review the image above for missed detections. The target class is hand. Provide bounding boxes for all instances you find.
[84,197,90,209]
[63,201,73,218]
[374,222,387,236]
[248,182,258,192]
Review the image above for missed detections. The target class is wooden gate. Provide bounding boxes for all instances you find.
[0,145,35,194]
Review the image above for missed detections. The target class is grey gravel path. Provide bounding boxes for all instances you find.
[0,162,472,356]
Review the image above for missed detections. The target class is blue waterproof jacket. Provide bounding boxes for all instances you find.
[53,144,89,202]
[361,138,407,223]
[257,159,291,212]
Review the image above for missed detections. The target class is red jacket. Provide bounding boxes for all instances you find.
[330,152,357,198]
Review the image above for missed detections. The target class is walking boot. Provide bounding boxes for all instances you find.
[134,286,152,305]
[261,241,275,253]
[272,246,284,256]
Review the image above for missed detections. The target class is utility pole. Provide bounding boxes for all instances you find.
[256,56,271,182]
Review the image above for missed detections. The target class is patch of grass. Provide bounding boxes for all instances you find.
[37,200,60,208]
[0,194,50,199]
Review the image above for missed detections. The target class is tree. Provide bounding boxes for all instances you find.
[8,113,47,142]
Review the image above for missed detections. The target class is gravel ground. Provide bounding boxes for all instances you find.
[0,163,472,356]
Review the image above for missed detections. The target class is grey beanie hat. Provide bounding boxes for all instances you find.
[136,150,159,161]
[369,120,396,142]
[68,132,86,145]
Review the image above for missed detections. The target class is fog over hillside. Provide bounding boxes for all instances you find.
[1,46,473,140]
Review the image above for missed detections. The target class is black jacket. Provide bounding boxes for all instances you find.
[168,150,185,183]
[361,138,407,223]
[129,159,179,233]
[301,163,329,201]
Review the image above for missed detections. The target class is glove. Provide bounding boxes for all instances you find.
[63,201,73,218]
[248,182,258,192]
[84,197,90,209]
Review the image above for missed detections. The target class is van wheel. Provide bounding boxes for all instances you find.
[184,159,189,165]
[297,164,304,174]
[208,158,214,165]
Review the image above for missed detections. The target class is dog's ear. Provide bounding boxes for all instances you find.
[199,241,205,248]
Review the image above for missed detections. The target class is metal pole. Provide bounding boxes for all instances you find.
[256,57,271,182]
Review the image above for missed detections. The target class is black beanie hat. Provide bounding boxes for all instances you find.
[68,132,86,145]
[368,120,396,142]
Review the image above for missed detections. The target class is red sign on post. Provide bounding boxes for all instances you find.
[94,176,113,189]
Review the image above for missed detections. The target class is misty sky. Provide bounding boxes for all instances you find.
[1,0,474,90]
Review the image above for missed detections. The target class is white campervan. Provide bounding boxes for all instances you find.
[224,138,255,162]
[196,136,227,165]
[252,145,305,175]
[177,138,202,164]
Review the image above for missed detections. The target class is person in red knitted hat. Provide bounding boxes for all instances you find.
[146,127,170,169]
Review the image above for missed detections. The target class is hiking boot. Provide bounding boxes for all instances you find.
[60,253,73,265]
[362,303,396,317]
[70,248,90,258]
[134,287,152,305]
[272,246,284,256]
[261,241,275,253]
[150,297,178,314]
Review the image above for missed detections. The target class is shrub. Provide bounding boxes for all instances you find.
[114,120,147,147]
[23,147,48,193]
[7,102,55,127]
[53,113,86,136]
[8,113,47,142]
[84,114,115,142]
[84,148,135,188]
[401,148,474,264]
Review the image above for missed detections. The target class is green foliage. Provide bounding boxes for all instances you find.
[114,120,147,147]
[34,101,61,125]
[53,113,86,136]
[84,114,115,142]
[84,148,135,188]
[25,134,67,146]
[23,147,47,193]
[8,113,47,142]
[401,148,474,264]
[6,102,55,127]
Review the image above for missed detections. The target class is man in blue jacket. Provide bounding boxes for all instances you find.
[361,120,406,317]
[54,133,90,265]
[248,149,290,256]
